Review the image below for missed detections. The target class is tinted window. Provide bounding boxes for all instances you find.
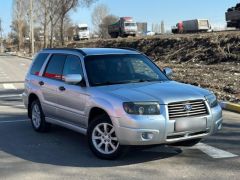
[63,55,83,79]
[43,54,66,80]
[30,53,49,75]
[84,54,169,86]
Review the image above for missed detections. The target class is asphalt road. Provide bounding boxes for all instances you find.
[0,54,239,180]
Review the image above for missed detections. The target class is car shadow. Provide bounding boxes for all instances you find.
[0,113,182,168]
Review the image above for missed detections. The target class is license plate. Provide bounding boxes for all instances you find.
[175,117,207,132]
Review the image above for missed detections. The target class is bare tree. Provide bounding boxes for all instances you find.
[99,15,118,38]
[12,0,97,50]
[39,0,50,48]
[58,0,97,46]
[12,0,27,51]
[38,0,62,48]
[91,4,109,35]
[62,16,74,42]
[58,0,78,46]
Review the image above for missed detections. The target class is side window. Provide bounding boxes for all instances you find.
[30,53,49,75]
[63,55,83,78]
[43,54,66,80]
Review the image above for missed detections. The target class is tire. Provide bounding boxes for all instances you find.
[170,138,202,147]
[30,100,51,132]
[87,115,128,159]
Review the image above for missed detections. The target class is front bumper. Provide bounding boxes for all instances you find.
[112,104,223,145]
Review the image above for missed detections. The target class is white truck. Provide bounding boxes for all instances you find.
[74,24,90,41]
[172,19,211,34]
[108,17,138,38]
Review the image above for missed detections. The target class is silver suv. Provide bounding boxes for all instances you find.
[23,48,223,159]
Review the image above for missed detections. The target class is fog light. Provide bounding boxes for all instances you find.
[142,132,154,140]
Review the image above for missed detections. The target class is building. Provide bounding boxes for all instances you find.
[136,22,148,35]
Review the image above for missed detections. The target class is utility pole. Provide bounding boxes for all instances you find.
[0,18,3,53]
[30,0,34,56]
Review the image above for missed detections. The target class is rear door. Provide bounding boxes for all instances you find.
[40,54,67,119]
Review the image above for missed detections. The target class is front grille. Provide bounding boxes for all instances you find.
[168,100,208,119]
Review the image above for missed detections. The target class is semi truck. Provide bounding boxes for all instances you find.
[226,3,240,28]
[73,24,90,41]
[108,17,137,38]
[172,19,211,34]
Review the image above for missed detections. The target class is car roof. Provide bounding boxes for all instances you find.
[42,48,140,56]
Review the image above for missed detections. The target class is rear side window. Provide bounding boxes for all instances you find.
[43,54,67,80]
[30,53,49,75]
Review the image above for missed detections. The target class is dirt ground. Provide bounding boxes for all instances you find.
[67,31,240,103]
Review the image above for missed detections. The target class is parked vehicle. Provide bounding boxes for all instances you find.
[23,48,223,159]
[4,47,11,53]
[172,19,211,33]
[145,31,156,36]
[226,3,240,28]
[108,17,137,38]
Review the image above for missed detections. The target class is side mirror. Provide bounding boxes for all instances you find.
[64,74,83,84]
[163,67,173,77]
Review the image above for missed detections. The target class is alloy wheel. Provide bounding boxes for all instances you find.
[92,123,119,154]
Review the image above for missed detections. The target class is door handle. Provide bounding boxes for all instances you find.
[59,86,66,91]
[39,81,44,86]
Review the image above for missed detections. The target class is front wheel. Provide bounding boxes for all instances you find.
[87,115,128,159]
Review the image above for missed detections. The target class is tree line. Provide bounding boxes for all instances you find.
[11,0,96,53]
[11,1,119,54]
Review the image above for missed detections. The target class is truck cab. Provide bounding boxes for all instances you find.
[120,17,137,37]
[108,17,137,38]
[77,24,90,40]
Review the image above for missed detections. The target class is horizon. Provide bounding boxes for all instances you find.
[0,0,239,36]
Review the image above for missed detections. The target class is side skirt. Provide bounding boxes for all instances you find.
[45,117,87,135]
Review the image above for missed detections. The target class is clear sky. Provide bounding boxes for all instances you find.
[0,0,239,36]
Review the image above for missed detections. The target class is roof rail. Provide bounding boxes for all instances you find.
[117,47,142,54]
[43,48,87,56]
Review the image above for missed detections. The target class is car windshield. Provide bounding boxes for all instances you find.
[84,54,169,86]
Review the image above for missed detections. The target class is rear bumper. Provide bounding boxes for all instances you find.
[112,104,223,146]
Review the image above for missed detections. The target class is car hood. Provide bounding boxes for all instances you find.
[97,81,211,104]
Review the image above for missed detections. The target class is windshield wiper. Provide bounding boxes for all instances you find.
[93,81,132,86]
[132,79,162,83]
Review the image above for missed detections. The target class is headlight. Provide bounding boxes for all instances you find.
[205,94,218,108]
[123,102,160,115]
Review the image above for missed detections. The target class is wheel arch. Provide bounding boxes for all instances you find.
[88,107,111,126]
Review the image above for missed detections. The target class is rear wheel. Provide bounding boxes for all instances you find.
[88,115,128,159]
[30,100,51,132]
[171,138,202,147]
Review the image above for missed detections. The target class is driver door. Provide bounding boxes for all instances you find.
[55,55,88,128]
